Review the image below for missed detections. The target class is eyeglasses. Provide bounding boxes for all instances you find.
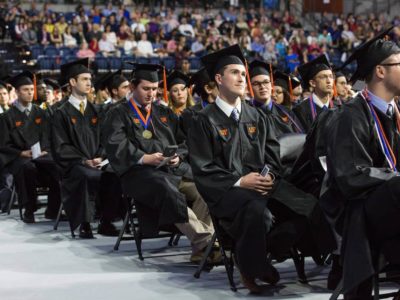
[251,80,271,88]
[380,62,400,67]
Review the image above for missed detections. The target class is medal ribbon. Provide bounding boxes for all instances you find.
[309,95,334,121]
[128,98,152,130]
[274,103,304,133]
[361,89,398,171]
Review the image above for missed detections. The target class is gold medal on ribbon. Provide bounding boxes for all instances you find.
[142,130,153,139]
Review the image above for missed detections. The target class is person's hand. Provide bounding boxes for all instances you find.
[92,157,103,166]
[168,155,180,167]
[143,152,165,166]
[84,159,96,168]
[240,172,274,195]
[20,150,32,158]
[40,151,48,157]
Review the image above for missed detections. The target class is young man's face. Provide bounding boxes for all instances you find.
[251,74,272,103]
[70,73,92,96]
[37,83,47,101]
[0,87,9,105]
[16,85,34,104]
[310,69,333,95]
[133,80,159,106]
[216,64,246,98]
[46,89,55,104]
[335,76,347,98]
[379,53,400,96]
[112,80,130,101]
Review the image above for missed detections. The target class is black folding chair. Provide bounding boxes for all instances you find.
[330,252,400,300]
[7,182,22,220]
[113,195,181,261]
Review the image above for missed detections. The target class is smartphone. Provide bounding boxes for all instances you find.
[260,164,270,177]
[163,145,178,157]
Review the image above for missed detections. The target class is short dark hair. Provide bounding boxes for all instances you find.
[198,81,217,100]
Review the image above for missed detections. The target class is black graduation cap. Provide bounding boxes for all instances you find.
[7,71,34,89]
[201,44,246,79]
[93,73,109,91]
[189,68,212,96]
[274,70,301,92]
[60,58,91,84]
[298,55,331,89]
[99,70,128,93]
[335,71,346,79]
[166,70,190,90]
[127,62,163,83]
[44,78,61,91]
[341,26,400,82]
[248,60,271,78]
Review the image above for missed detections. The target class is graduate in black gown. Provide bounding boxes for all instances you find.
[52,58,122,238]
[333,71,350,103]
[188,45,333,293]
[180,68,218,136]
[101,70,130,113]
[321,27,400,299]
[102,63,217,263]
[293,55,341,133]
[0,71,61,223]
[247,60,304,136]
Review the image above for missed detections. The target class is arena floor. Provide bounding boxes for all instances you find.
[0,208,397,300]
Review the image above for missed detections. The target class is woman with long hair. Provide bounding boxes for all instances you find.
[167,70,194,117]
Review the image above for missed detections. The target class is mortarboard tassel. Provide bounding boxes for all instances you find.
[163,67,168,104]
[269,63,274,94]
[333,80,338,98]
[245,60,254,98]
[33,74,37,101]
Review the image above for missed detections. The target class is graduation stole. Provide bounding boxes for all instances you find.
[274,103,304,133]
[308,95,334,121]
[128,98,152,130]
[361,89,400,171]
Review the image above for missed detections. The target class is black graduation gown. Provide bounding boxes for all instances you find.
[180,102,206,137]
[0,104,61,213]
[102,101,190,236]
[52,101,118,230]
[293,96,341,133]
[321,94,400,293]
[188,101,328,278]
[248,100,303,137]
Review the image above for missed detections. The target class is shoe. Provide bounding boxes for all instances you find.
[259,263,280,285]
[23,211,35,224]
[327,254,342,290]
[97,221,119,236]
[240,273,262,294]
[190,242,222,264]
[79,222,94,239]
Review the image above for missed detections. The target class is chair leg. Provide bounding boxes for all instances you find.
[17,193,23,220]
[329,278,343,300]
[114,210,130,251]
[68,220,75,238]
[291,248,308,284]
[221,245,237,292]
[7,185,16,215]
[132,223,143,260]
[173,234,181,246]
[53,202,64,230]
[373,273,379,300]
[194,232,217,279]
[168,234,175,246]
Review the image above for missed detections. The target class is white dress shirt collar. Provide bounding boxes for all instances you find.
[68,94,87,112]
[215,96,242,118]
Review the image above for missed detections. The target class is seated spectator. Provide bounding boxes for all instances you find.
[136,32,156,57]
[55,15,68,35]
[63,26,78,48]
[76,42,95,59]
[21,22,37,46]
[14,17,27,41]
[178,17,195,38]
[341,23,356,51]
[191,35,205,56]
[117,24,129,47]
[153,35,168,58]
[130,16,145,34]
[39,24,50,46]
[89,37,99,53]
[123,34,137,56]
[105,24,118,46]
[50,27,63,48]
[251,36,265,55]
[317,27,332,47]
[99,33,120,57]
[285,47,300,72]
[43,16,54,35]
[262,43,278,65]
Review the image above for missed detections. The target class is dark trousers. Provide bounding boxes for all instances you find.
[12,155,61,215]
